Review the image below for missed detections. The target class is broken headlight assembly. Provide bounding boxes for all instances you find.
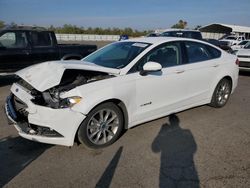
[33,88,82,109]
[59,96,82,108]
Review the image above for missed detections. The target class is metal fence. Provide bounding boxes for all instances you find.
[55,34,120,41]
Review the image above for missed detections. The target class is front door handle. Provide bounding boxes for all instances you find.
[175,70,185,74]
[213,64,219,67]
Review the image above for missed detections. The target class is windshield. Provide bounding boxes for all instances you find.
[83,42,150,69]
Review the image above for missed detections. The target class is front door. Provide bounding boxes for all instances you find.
[130,42,190,123]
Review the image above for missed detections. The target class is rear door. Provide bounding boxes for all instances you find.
[179,41,222,102]
[0,30,31,72]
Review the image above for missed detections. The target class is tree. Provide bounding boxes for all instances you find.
[171,20,188,29]
[0,20,5,29]
[31,23,150,37]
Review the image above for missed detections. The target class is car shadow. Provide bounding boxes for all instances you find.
[152,114,200,188]
[0,75,19,87]
[95,146,123,188]
[0,136,51,187]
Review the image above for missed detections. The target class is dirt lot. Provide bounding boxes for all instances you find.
[0,68,250,188]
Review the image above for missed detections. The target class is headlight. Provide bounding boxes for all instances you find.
[59,96,82,108]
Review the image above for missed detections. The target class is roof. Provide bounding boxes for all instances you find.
[199,23,250,33]
[155,28,199,34]
[125,37,179,44]
[124,36,206,46]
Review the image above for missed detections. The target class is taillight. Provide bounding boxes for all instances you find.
[235,59,239,66]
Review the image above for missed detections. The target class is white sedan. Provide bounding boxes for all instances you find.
[235,42,250,71]
[231,40,250,51]
[5,37,239,148]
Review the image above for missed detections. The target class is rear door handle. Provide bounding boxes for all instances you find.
[213,64,219,67]
[175,70,185,74]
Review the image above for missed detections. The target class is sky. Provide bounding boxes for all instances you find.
[0,0,250,30]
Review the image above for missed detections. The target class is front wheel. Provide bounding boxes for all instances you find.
[77,102,124,148]
[210,78,232,108]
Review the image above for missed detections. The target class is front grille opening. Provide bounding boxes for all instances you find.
[17,122,63,138]
[29,124,63,137]
[12,95,28,121]
[16,78,46,106]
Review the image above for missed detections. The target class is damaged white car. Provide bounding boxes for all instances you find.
[5,37,239,148]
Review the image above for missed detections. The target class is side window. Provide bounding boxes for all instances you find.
[31,31,52,47]
[130,42,181,73]
[0,32,28,48]
[206,45,221,58]
[185,41,213,63]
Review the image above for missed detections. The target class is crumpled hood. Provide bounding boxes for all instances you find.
[16,60,120,92]
[236,48,250,56]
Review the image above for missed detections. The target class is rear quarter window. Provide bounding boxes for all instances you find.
[205,45,221,58]
[185,41,221,63]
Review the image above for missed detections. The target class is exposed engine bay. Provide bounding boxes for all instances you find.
[17,69,114,108]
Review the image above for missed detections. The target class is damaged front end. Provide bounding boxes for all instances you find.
[5,68,115,146]
[21,69,114,109]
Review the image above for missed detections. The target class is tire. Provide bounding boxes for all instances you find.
[77,102,124,148]
[210,78,232,108]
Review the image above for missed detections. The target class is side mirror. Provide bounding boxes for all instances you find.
[141,61,162,75]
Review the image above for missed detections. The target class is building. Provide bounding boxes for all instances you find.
[199,23,250,39]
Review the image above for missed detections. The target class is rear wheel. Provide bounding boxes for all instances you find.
[77,102,124,148]
[210,78,232,108]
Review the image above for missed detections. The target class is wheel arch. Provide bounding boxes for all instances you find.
[73,98,129,145]
[210,75,233,101]
[90,98,129,129]
[209,75,233,108]
[223,75,233,87]
[216,75,233,92]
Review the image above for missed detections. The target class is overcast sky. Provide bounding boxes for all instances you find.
[0,0,249,30]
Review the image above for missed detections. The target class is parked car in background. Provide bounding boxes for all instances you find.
[235,42,250,71]
[219,40,233,52]
[203,39,221,47]
[0,26,97,73]
[146,33,160,37]
[119,35,129,41]
[231,40,250,51]
[204,38,234,52]
[5,37,238,148]
[160,29,203,40]
[219,35,245,46]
